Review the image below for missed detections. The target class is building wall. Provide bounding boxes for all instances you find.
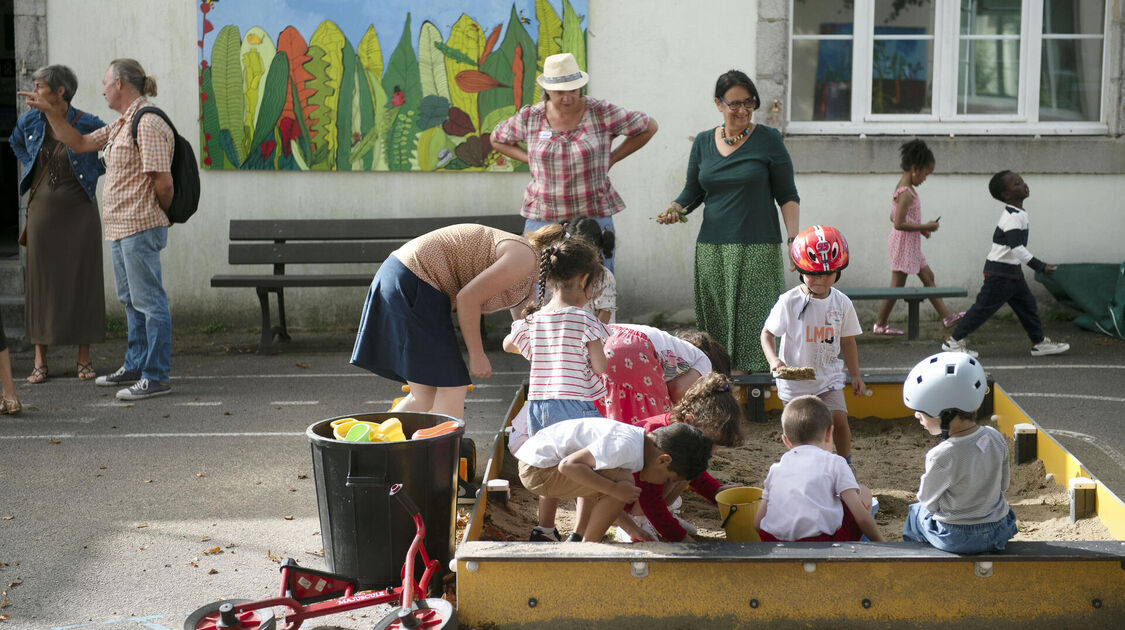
[27,0,1125,328]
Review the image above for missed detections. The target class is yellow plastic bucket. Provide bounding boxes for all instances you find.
[715,487,763,542]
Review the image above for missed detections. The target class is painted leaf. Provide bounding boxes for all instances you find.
[418,21,450,101]
[335,38,357,171]
[418,95,450,131]
[454,134,487,167]
[535,0,562,102]
[348,124,381,165]
[433,42,476,67]
[455,70,507,93]
[560,0,586,72]
[356,26,384,89]
[241,26,276,155]
[512,44,523,109]
[278,26,316,142]
[248,51,289,156]
[211,25,246,166]
[307,20,347,169]
[479,7,536,126]
[353,57,376,169]
[478,24,502,66]
[382,14,422,112]
[444,15,486,132]
[415,126,451,171]
[443,107,474,136]
[200,67,230,169]
[288,78,312,165]
[303,44,333,169]
[481,105,516,135]
[386,107,418,171]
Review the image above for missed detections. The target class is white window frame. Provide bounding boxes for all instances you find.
[786,0,1110,135]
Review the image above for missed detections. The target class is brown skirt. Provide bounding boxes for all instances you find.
[24,152,106,346]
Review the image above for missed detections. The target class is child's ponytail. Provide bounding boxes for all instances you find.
[670,371,744,447]
[521,247,554,319]
[520,230,604,319]
[565,217,615,262]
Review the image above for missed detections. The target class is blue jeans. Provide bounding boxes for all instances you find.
[527,399,601,435]
[110,227,171,383]
[902,503,1018,554]
[524,217,615,273]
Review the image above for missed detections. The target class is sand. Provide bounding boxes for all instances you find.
[468,413,1114,543]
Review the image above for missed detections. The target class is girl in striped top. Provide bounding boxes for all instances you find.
[504,234,610,542]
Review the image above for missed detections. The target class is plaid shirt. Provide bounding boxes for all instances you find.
[491,97,650,222]
[87,97,172,240]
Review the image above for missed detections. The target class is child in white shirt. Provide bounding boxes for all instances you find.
[516,418,712,542]
[755,395,884,542]
[761,225,864,463]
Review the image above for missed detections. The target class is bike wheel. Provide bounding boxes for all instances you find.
[184,599,276,630]
[372,598,457,629]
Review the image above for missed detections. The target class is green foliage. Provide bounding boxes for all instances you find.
[560,0,586,71]
[479,7,536,128]
[203,320,228,334]
[248,52,289,153]
[433,41,477,67]
[335,39,357,171]
[387,107,418,171]
[212,25,247,166]
[418,95,451,130]
[200,67,228,169]
[383,14,422,111]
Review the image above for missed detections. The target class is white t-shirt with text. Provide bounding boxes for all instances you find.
[764,286,862,399]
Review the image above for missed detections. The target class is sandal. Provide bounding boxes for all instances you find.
[942,311,966,328]
[872,324,904,336]
[77,362,96,381]
[26,366,48,384]
[0,398,21,415]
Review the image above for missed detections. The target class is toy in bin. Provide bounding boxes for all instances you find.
[330,417,406,443]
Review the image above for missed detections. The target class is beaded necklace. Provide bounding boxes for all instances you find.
[721,123,751,146]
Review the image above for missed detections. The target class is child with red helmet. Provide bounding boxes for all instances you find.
[760,225,865,463]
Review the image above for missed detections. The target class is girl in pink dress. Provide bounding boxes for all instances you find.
[872,140,963,334]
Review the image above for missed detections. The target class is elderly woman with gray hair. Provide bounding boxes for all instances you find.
[10,64,107,383]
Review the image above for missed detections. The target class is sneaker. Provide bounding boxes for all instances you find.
[564,532,583,542]
[96,366,141,387]
[1031,338,1070,357]
[116,378,172,400]
[456,478,479,505]
[529,526,561,542]
[942,337,979,358]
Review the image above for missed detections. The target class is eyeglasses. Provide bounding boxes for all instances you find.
[719,96,755,111]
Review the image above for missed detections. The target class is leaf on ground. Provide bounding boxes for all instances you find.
[48,439,61,445]
[188,561,199,567]
[136,522,148,528]
[295,363,310,369]
[283,515,295,520]
[137,546,147,551]
[143,480,153,483]
[297,474,308,480]
[208,568,218,575]
[203,546,222,555]
[289,488,297,492]
[7,581,20,588]
[266,549,281,563]
[200,536,211,542]
[196,473,206,478]
[1,516,12,521]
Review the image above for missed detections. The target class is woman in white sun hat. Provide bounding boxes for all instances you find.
[492,52,658,274]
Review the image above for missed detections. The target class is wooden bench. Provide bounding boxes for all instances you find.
[841,286,968,340]
[210,215,526,352]
[731,371,995,422]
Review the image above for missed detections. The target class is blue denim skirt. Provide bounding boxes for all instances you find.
[902,503,1018,554]
[350,255,471,387]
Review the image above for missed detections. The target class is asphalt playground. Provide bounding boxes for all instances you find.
[0,313,1121,629]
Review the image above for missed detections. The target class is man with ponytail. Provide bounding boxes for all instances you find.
[20,58,175,400]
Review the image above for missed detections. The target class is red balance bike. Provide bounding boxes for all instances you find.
[184,484,456,630]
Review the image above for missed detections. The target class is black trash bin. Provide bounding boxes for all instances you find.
[307,411,463,591]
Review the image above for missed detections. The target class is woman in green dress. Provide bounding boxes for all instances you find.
[657,70,800,373]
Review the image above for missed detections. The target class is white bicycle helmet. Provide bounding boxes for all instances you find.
[902,352,988,418]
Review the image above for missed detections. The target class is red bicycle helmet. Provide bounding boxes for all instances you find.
[791,225,850,274]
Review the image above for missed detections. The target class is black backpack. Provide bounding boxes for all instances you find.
[130,106,201,224]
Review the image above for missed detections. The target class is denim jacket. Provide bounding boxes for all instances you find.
[9,105,107,201]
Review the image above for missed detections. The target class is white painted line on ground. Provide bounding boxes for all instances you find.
[270,400,320,406]
[176,401,223,407]
[89,402,135,407]
[1010,392,1125,404]
[363,398,507,405]
[0,431,303,441]
[862,364,1125,373]
[1049,430,1125,470]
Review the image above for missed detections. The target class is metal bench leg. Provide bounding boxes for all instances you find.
[255,287,273,353]
[275,288,292,342]
[745,384,767,422]
[907,299,921,340]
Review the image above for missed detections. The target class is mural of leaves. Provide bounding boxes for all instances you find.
[211,24,247,166]
[197,3,587,172]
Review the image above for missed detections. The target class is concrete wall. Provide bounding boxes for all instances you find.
[31,0,1125,329]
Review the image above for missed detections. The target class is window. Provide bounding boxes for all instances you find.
[787,0,1109,134]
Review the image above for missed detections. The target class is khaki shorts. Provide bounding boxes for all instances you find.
[818,389,848,413]
[518,461,633,498]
